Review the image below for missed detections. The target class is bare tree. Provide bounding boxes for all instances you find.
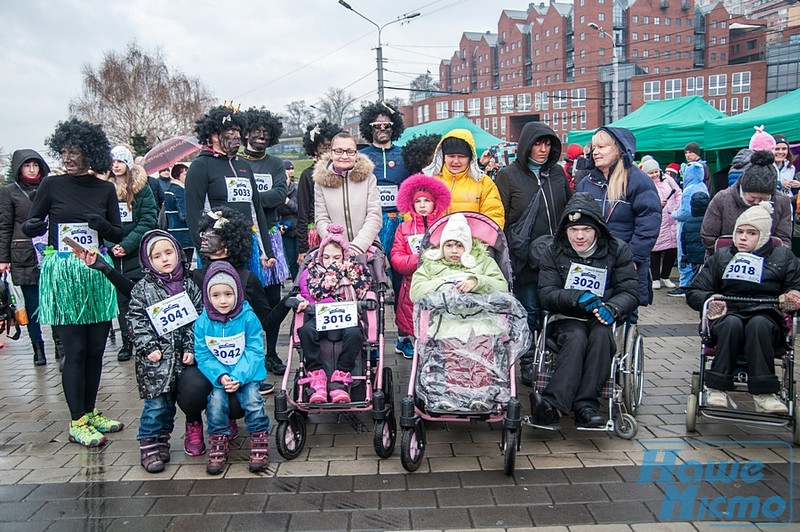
[69,42,215,147]
[316,88,357,127]
[410,72,439,103]
[283,101,316,136]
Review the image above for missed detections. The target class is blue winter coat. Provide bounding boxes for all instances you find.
[672,161,709,265]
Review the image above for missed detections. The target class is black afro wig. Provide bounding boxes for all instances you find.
[240,107,283,148]
[46,118,112,174]
[401,133,442,175]
[359,101,405,142]
[194,106,245,146]
[301,119,342,157]
[197,207,253,269]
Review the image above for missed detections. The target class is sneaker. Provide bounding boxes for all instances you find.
[206,434,228,475]
[433,396,461,411]
[140,438,165,473]
[86,409,124,433]
[184,421,206,456]
[661,278,677,289]
[652,279,661,290]
[259,381,275,395]
[753,393,788,414]
[395,337,414,359]
[667,287,689,297]
[69,415,107,447]
[468,398,493,412]
[705,388,729,408]
[265,353,286,376]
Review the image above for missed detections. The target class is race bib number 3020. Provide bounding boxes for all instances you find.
[317,301,358,332]
[565,262,608,297]
[226,178,253,203]
[145,291,198,336]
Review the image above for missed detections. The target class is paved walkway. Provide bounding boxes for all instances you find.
[0,289,797,529]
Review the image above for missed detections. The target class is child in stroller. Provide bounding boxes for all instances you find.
[294,224,372,404]
[410,212,525,412]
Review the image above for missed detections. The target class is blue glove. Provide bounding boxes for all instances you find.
[577,291,602,312]
[596,304,616,325]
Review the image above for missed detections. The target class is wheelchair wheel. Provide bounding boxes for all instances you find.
[686,394,698,433]
[400,425,426,472]
[373,415,397,458]
[614,413,638,439]
[276,414,307,460]
[623,328,644,415]
[793,396,800,446]
[503,429,517,476]
[690,372,701,396]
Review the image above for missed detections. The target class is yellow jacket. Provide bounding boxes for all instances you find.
[423,129,505,228]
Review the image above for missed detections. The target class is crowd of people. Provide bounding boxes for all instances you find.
[0,102,797,475]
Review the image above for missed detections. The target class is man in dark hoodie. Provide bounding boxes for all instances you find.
[530,192,640,428]
[495,122,572,386]
[0,149,51,365]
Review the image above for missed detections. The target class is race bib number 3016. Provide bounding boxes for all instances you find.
[565,262,608,297]
[317,301,358,332]
[57,223,99,253]
[226,177,253,203]
[206,332,246,366]
[145,291,199,336]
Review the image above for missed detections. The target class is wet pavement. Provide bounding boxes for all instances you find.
[0,288,797,530]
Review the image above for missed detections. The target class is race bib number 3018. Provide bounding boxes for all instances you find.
[723,252,764,283]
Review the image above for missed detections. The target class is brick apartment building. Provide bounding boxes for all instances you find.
[403,0,791,145]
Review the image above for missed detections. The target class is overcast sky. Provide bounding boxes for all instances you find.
[0,0,538,158]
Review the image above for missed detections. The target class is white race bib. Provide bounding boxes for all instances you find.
[565,262,607,297]
[118,202,133,223]
[253,173,273,193]
[407,234,423,254]
[226,178,253,203]
[317,301,358,332]
[378,185,398,208]
[145,291,198,336]
[206,332,246,366]
[723,252,764,283]
[57,223,99,252]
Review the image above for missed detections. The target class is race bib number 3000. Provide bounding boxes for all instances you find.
[57,223,99,253]
[565,262,608,297]
[206,332,246,366]
[723,252,764,283]
[145,291,198,336]
[226,178,253,203]
[317,301,358,332]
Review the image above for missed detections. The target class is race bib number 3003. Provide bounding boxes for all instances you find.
[317,301,358,332]
[57,223,99,253]
[145,291,198,336]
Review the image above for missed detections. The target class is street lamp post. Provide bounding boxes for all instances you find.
[338,0,420,102]
[588,22,619,123]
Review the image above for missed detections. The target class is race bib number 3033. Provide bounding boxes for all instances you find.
[145,291,198,336]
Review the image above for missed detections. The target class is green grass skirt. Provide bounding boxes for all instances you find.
[38,251,118,325]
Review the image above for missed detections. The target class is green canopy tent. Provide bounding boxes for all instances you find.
[395,115,504,154]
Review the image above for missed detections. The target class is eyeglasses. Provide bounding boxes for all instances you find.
[332,148,357,156]
[370,122,393,131]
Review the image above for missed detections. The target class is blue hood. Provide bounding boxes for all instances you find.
[587,126,637,170]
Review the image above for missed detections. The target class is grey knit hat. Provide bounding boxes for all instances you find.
[739,150,777,194]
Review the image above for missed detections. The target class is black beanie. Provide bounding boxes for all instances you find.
[440,137,473,158]
[684,142,701,156]
[739,150,778,194]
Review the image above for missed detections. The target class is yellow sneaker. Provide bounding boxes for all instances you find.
[86,409,124,433]
[69,415,107,447]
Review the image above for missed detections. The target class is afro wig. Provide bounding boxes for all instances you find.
[197,207,253,269]
[46,118,112,174]
[240,107,283,148]
[359,101,405,143]
[194,105,245,146]
[402,133,442,174]
[301,119,342,157]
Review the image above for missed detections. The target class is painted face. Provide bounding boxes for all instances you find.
[443,240,465,263]
[199,229,225,256]
[60,145,88,175]
[247,127,269,151]
[444,153,470,174]
[774,144,789,163]
[742,191,771,206]
[370,113,393,146]
[209,284,235,314]
[321,243,344,268]
[414,196,435,216]
[20,160,40,181]
[566,225,597,253]
[111,160,129,177]
[529,137,552,164]
[331,138,358,172]
[149,239,178,274]
[685,150,700,162]
[214,126,241,156]
[591,141,619,174]
[735,224,760,252]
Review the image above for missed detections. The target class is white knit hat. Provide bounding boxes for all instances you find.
[424,213,476,268]
[734,201,773,250]
[111,146,134,171]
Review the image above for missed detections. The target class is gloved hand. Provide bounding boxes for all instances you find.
[22,218,47,237]
[595,304,616,325]
[85,212,113,235]
[577,291,602,312]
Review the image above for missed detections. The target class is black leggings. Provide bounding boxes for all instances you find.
[264,283,287,357]
[55,322,112,421]
[176,366,243,423]
[650,248,678,280]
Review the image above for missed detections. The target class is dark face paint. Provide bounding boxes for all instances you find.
[60,145,89,175]
[199,230,225,255]
[246,127,269,152]
[219,127,242,156]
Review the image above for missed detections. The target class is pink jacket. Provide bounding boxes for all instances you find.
[652,175,681,252]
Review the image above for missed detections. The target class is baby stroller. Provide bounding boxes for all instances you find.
[685,237,799,443]
[273,245,397,459]
[398,213,531,475]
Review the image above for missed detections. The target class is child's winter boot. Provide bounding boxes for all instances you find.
[206,434,229,475]
[299,369,328,403]
[140,438,165,473]
[329,370,354,403]
[249,431,270,472]
[157,431,171,463]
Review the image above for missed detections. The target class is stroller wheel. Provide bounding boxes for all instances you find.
[373,414,397,458]
[502,429,517,476]
[276,415,306,460]
[614,413,638,440]
[793,395,800,446]
[686,394,698,433]
[400,425,426,472]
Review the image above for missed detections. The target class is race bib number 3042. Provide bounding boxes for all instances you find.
[57,223,99,253]
[317,301,358,332]
[145,291,198,336]
[206,332,245,366]
[226,177,253,203]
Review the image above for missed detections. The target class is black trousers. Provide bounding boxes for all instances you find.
[55,322,112,421]
[707,313,780,394]
[264,284,290,358]
[650,248,678,280]
[543,319,615,413]
[176,366,243,423]
[298,315,362,373]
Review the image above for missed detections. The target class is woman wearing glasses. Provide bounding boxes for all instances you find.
[312,132,382,256]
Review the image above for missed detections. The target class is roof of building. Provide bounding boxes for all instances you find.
[503,9,528,20]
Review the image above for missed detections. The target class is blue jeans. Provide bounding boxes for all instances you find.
[676,225,695,288]
[513,281,541,334]
[207,382,270,435]
[137,390,177,440]
[20,284,42,344]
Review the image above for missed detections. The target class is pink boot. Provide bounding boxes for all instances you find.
[329,370,354,403]
[299,369,328,404]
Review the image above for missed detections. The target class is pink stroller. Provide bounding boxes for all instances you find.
[398,213,531,475]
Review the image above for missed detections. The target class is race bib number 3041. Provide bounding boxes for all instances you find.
[226,177,253,203]
[565,262,608,297]
[317,301,358,332]
[145,291,198,336]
